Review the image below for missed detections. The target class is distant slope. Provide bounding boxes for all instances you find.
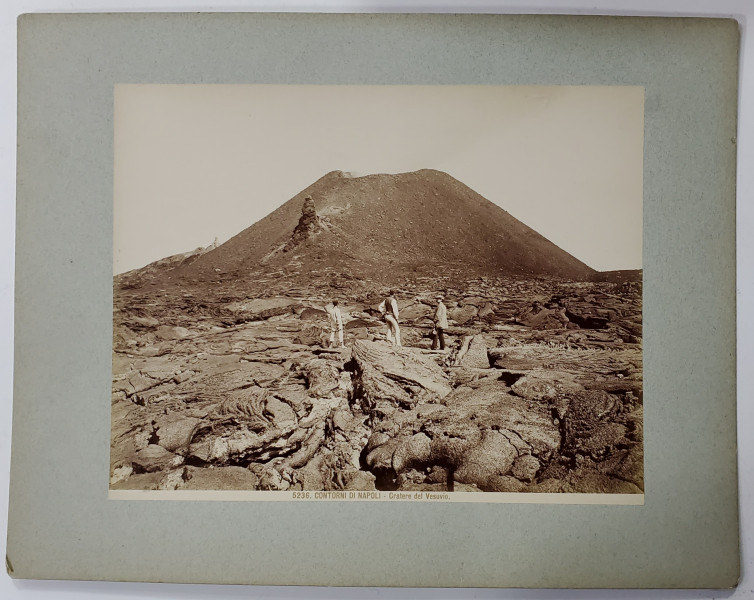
[124,169,596,289]
[114,240,217,289]
[591,269,643,283]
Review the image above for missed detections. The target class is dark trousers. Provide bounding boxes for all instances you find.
[433,327,445,350]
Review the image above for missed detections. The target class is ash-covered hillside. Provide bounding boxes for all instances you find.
[121,170,596,290]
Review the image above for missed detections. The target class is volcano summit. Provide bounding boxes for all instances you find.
[124,170,595,289]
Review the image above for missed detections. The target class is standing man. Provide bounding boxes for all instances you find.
[433,295,448,351]
[379,290,401,347]
[325,300,345,349]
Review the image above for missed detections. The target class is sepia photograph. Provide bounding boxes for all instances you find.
[109,84,644,499]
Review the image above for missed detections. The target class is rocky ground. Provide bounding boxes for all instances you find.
[110,276,643,494]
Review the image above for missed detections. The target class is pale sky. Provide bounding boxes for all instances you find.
[114,84,643,274]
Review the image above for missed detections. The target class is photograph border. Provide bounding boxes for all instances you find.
[8,12,738,587]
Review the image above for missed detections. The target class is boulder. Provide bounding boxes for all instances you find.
[392,433,432,474]
[279,423,326,470]
[365,431,392,453]
[351,340,452,409]
[453,430,518,490]
[399,303,432,321]
[426,420,484,467]
[426,465,451,485]
[449,305,478,325]
[152,415,203,453]
[365,438,402,471]
[509,371,583,420]
[511,371,583,402]
[186,386,307,465]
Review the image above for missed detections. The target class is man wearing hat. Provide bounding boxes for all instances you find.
[432,295,448,351]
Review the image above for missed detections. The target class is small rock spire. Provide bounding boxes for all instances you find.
[283,196,323,252]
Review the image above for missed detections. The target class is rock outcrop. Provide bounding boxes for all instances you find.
[283,196,324,252]
[350,340,452,412]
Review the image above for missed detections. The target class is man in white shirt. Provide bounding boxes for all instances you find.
[325,300,345,348]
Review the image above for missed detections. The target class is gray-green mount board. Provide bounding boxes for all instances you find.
[8,12,739,587]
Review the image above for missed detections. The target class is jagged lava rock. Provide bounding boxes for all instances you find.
[350,340,452,408]
[283,195,324,252]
